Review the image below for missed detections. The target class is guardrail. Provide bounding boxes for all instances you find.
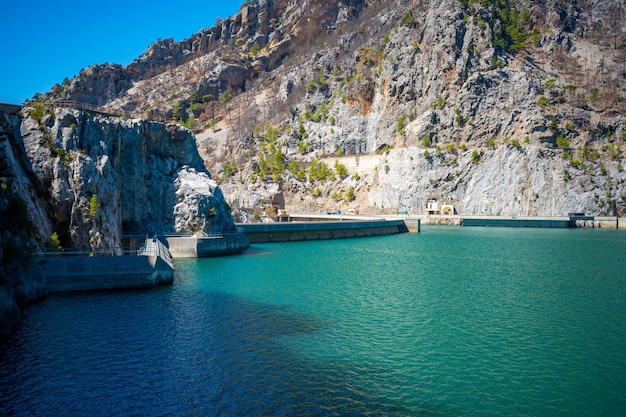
[52,99,130,118]
[126,228,247,239]
[137,235,174,268]
[36,236,174,268]
[36,247,138,257]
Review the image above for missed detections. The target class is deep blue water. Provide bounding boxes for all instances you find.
[1,226,626,416]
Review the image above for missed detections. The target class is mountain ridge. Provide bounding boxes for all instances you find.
[41,0,626,217]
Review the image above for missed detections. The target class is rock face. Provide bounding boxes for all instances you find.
[18,106,238,251]
[1,113,49,338]
[0,106,241,337]
[369,145,625,216]
[173,168,235,233]
[42,0,626,218]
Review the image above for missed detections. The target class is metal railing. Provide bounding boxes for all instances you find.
[52,99,129,118]
[134,228,247,239]
[36,247,140,257]
[36,235,173,268]
[137,235,173,269]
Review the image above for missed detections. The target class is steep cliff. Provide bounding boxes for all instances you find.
[44,0,626,217]
[18,104,239,248]
[0,113,48,338]
[0,105,240,337]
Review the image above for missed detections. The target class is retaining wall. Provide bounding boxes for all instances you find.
[40,255,173,292]
[463,216,570,228]
[238,219,409,243]
[165,231,250,258]
[594,217,625,228]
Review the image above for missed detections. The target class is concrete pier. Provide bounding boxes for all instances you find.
[39,238,174,292]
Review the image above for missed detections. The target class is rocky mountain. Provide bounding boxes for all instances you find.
[34,0,626,219]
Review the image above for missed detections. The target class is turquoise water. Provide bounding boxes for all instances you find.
[1,227,626,416]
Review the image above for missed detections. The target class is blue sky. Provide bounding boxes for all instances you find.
[0,1,242,102]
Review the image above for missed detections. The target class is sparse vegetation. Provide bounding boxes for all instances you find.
[556,134,570,149]
[172,101,183,121]
[249,43,261,56]
[346,186,356,202]
[89,194,100,218]
[589,88,600,105]
[48,232,64,252]
[255,123,285,180]
[297,140,313,154]
[537,96,551,107]
[400,10,414,26]
[222,161,237,179]
[397,114,408,136]
[28,101,45,123]
[334,160,349,178]
[308,160,334,182]
[219,90,231,103]
[459,0,535,52]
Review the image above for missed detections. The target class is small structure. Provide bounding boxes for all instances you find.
[441,204,455,215]
[426,200,439,214]
[425,200,454,215]
[277,209,289,222]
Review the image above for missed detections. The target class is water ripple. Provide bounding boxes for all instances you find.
[2,229,626,416]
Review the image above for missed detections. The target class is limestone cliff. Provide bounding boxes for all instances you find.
[44,0,626,217]
[17,105,238,248]
[0,105,240,337]
[0,113,48,338]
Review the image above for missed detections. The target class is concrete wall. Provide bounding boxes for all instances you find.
[166,236,200,258]
[320,155,381,177]
[402,218,421,232]
[463,217,570,228]
[595,217,623,228]
[239,220,409,243]
[165,231,250,258]
[40,255,173,292]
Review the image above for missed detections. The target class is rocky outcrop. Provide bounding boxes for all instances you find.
[1,113,49,339]
[1,106,242,338]
[18,106,239,247]
[174,167,236,233]
[369,145,626,216]
[56,0,369,114]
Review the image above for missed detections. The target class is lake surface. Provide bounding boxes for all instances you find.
[2,226,626,416]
